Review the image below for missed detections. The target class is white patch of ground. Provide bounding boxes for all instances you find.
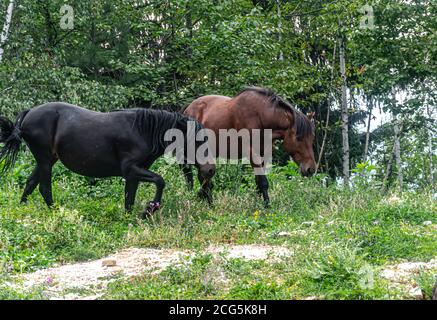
[381,258,437,299]
[207,244,292,261]
[10,245,292,300]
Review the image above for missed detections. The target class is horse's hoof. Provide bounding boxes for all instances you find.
[140,201,161,219]
[197,190,212,203]
[205,195,214,206]
[139,211,150,219]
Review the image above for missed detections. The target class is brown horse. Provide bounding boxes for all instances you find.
[183,87,316,206]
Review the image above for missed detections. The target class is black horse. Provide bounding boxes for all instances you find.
[0,102,215,217]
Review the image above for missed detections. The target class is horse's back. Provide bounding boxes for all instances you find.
[29,101,92,113]
[185,95,234,130]
[20,102,136,177]
[22,102,96,127]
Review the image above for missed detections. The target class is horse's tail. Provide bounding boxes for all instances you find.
[0,110,30,174]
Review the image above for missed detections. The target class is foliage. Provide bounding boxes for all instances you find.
[414,269,437,300]
[2,0,434,182]
[0,0,435,300]
[0,159,435,299]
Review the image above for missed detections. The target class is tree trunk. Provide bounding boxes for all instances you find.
[339,32,349,186]
[0,0,14,62]
[363,96,373,163]
[277,0,283,61]
[382,142,396,192]
[426,103,434,188]
[39,2,58,57]
[185,2,193,59]
[393,116,403,188]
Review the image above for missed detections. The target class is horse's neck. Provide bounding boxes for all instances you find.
[232,94,291,138]
[261,107,291,139]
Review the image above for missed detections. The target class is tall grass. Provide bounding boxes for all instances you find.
[0,154,435,299]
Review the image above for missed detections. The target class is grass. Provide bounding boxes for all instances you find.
[0,154,436,299]
[102,251,396,300]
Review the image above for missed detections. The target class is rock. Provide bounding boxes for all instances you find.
[409,286,423,300]
[381,269,396,279]
[102,259,117,267]
[277,231,292,237]
[422,221,432,226]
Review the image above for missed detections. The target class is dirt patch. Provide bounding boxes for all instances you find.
[381,258,437,299]
[207,244,292,261]
[11,245,292,300]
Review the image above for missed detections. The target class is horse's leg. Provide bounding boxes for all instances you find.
[197,171,213,205]
[180,164,194,190]
[254,174,270,207]
[250,150,270,208]
[20,166,40,204]
[25,140,57,208]
[38,159,56,208]
[124,179,139,212]
[123,165,165,218]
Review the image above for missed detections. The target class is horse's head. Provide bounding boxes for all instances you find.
[194,124,216,180]
[196,150,216,180]
[282,112,316,177]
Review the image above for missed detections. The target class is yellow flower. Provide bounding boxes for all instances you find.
[253,211,260,220]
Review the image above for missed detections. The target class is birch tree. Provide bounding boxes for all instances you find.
[426,101,434,189]
[0,0,14,63]
[277,0,283,61]
[339,27,349,186]
[393,116,403,188]
[363,96,373,163]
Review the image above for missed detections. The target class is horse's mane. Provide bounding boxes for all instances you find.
[127,108,203,156]
[238,87,314,139]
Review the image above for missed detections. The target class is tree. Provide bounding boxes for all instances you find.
[363,96,373,163]
[0,0,434,189]
[0,0,14,62]
[339,24,350,186]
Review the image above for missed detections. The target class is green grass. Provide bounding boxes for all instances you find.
[414,269,437,300]
[102,251,395,300]
[0,155,436,299]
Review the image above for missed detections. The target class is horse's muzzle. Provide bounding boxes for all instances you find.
[300,165,315,177]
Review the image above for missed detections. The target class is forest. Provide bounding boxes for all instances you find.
[0,0,435,300]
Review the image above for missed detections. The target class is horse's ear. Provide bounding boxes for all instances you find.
[307,111,316,121]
